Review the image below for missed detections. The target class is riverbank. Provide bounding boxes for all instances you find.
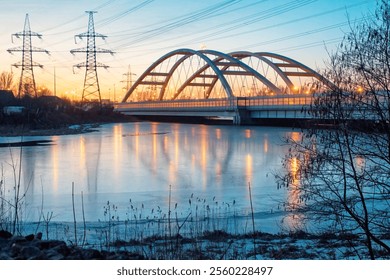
[1,229,388,260]
[0,123,102,137]
[0,95,137,137]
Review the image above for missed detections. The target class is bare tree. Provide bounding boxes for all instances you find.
[279,0,390,259]
[0,71,14,91]
[36,85,53,97]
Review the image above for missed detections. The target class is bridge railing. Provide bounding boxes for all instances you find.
[115,98,238,111]
[115,94,315,112]
[236,94,313,108]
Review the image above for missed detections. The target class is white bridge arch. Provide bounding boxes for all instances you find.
[122,48,334,103]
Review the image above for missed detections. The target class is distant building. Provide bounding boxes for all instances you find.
[3,106,25,116]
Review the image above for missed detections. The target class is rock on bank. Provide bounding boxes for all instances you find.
[0,230,144,260]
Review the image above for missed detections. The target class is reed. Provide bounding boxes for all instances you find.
[0,143,30,235]
[248,182,256,258]
[71,182,77,246]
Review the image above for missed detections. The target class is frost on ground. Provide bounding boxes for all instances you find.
[105,231,390,260]
[3,221,389,260]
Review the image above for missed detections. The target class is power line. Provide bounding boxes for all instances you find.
[38,0,117,34]
[95,0,155,29]
[235,16,371,50]
[111,0,368,52]
[111,0,242,49]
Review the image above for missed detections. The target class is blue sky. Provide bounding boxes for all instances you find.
[0,0,377,100]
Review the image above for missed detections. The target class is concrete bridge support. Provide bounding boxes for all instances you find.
[233,109,252,125]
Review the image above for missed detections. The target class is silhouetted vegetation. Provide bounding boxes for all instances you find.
[0,90,134,134]
[278,0,390,259]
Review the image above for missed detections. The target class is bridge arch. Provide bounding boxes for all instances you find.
[122,48,234,101]
[121,48,333,103]
[173,50,283,100]
[229,51,295,91]
[254,52,336,91]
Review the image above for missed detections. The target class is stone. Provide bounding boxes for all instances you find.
[45,249,65,260]
[80,249,103,260]
[0,252,13,260]
[38,240,67,250]
[19,246,43,260]
[25,234,35,241]
[11,236,29,244]
[36,232,43,240]
[10,243,22,258]
[51,243,70,257]
[0,230,12,239]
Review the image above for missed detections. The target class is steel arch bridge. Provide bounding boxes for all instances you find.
[116,48,334,124]
[122,48,333,101]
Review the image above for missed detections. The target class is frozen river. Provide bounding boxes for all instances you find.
[0,122,303,234]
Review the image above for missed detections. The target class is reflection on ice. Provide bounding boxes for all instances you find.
[0,122,304,234]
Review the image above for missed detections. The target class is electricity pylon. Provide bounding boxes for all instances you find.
[121,65,136,91]
[7,14,49,98]
[70,11,114,105]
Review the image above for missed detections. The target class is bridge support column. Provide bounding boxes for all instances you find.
[233,109,252,125]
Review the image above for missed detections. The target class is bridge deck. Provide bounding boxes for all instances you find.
[114,95,314,124]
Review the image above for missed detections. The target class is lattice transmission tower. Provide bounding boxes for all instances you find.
[70,11,114,105]
[7,14,49,98]
[121,65,136,91]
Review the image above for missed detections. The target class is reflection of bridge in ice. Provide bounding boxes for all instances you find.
[115,49,334,124]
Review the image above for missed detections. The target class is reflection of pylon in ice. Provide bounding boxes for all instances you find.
[7,14,49,98]
[70,11,114,105]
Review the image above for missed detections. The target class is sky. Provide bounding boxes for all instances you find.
[0,0,377,101]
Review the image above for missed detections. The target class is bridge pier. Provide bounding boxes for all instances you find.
[233,109,252,125]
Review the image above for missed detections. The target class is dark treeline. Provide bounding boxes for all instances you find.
[0,90,132,131]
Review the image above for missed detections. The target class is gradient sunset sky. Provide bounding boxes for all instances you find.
[0,0,376,101]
